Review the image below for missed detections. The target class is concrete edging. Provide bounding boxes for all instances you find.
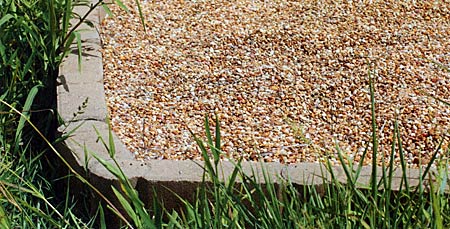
[56,3,442,215]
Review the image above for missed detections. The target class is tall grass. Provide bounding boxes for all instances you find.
[0,0,73,226]
[0,0,132,144]
[0,0,137,227]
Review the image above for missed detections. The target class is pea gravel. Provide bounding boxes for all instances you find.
[100,0,450,166]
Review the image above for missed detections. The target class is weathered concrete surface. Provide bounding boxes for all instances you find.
[56,2,446,225]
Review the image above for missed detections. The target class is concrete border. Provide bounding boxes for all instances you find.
[56,2,444,219]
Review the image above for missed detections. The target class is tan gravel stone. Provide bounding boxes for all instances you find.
[100,0,450,166]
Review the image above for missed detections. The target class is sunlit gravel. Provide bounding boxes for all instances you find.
[100,0,450,166]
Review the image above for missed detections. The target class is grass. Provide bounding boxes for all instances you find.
[1,0,450,227]
[0,0,90,226]
[0,0,136,227]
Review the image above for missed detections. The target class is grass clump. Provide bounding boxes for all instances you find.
[0,0,85,226]
[0,0,136,227]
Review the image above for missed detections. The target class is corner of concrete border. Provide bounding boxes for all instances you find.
[56,1,446,219]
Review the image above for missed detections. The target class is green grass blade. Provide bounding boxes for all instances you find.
[101,3,114,18]
[187,126,216,178]
[134,0,147,32]
[106,117,116,158]
[335,142,355,187]
[111,186,139,226]
[395,121,409,193]
[14,84,42,144]
[429,174,443,229]
[99,204,107,229]
[0,14,13,27]
[167,211,183,228]
[214,114,221,165]
[368,70,378,202]
[204,115,214,154]
[0,203,11,229]
[93,126,111,153]
[383,118,397,224]
[420,136,445,182]
[388,118,397,191]
[59,32,76,62]
[114,0,130,12]
[0,41,6,63]
[73,31,82,71]
[20,51,36,78]
[204,115,220,168]
[91,153,125,181]
[48,0,57,60]
[355,141,370,184]
[152,189,163,228]
[438,165,448,195]
[129,191,154,229]
[61,0,72,39]
[226,158,242,194]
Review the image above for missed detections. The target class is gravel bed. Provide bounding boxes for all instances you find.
[100,0,450,166]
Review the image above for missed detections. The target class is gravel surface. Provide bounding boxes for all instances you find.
[100,0,450,166]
